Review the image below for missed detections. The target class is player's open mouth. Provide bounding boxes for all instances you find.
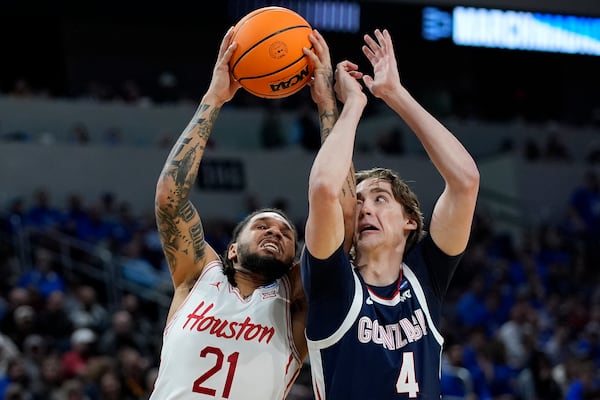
[260,240,280,253]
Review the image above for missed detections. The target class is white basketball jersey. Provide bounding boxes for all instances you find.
[149,260,302,400]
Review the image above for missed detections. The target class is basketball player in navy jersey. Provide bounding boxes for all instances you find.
[149,27,354,399]
[301,29,480,399]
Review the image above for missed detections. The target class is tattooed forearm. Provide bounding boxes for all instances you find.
[319,110,338,142]
[319,110,338,124]
[189,222,206,263]
[156,206,182,274]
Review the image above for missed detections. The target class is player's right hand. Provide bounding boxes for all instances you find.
[207,26,242,105]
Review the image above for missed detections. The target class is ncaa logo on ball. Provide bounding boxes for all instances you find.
[269,41,288,59]
[269,64,310,94]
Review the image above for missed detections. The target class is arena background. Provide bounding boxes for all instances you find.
[0,1,600,399]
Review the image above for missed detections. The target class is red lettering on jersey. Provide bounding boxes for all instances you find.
[183,301,275,344]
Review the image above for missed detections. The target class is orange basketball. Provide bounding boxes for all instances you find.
[229,6,314,99]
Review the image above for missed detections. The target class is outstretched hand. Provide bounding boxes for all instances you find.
[303,29,336,107]
[206,26,242,105]
[361,29,402,99]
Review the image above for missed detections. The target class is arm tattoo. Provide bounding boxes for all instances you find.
[155,103,221,272]
[155,206,182,274]
[345,174,356,198]
[319,110,337,142]
[189,222,206,263]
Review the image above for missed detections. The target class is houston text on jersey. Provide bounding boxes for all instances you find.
[183,301,276,343]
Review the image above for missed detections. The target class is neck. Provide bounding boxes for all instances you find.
[355,249,403,286]
[233,267,272,297]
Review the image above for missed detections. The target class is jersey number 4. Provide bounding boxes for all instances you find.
[396,352,420,398]
[193,346,239,398]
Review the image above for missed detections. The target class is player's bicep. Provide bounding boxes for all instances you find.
[429,187,477,256]
[155,200,218,287]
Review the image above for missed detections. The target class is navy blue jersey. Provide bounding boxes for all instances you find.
[301,234,461,400]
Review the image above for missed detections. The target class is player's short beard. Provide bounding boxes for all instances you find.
[237,244,291,284]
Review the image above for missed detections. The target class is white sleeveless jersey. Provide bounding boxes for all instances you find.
[149,260,302,400]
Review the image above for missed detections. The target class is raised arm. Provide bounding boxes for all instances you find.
[155,27,241,288]
[305,60,367,259]
[362,29,480,255]
[304,30,357,253]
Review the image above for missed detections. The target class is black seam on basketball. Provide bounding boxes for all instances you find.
[236,44,314,81]
[230,25,312,76]
[245,83,305,99]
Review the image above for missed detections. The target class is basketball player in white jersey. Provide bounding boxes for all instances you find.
[149,26,352,400]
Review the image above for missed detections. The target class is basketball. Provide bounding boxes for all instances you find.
[229,6,314,99]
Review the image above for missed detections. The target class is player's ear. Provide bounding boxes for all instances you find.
[405,218,417,231]
[227,243,238,262]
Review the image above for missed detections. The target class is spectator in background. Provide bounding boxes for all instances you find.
[0,334,20,376]
[74,205,113,246]
[17,247,66,301]
[496,297,537,371]
[0,356,32,399]
[481,338,519,399]
[30,354,65,400]
[37,290,74,352]
[69,122,91,145]
[26,188,64,231]
[460,327,494,400]
[455,275,490,332]
[67,285,109,333]
[56,378,91,400]
[565,357,600,400]
[116,346,151,399]
[2,197,28,235]
[0,288,32,342]
[517,350,563,400]
[97,369,131,400]
[61,328,97,379]
[62,193,91,239]
[97,310,152,357]
[441,341,480,400]
[542,132,572,162]
[119,234,170,291]
[118,294,156,343]
[11,305,38,349]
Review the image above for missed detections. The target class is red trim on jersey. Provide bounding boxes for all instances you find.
[284,364,302,398]
[366,269,403,300]
[315,380,323,400]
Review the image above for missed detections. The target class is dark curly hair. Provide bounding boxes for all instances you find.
[221,208,298,287]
